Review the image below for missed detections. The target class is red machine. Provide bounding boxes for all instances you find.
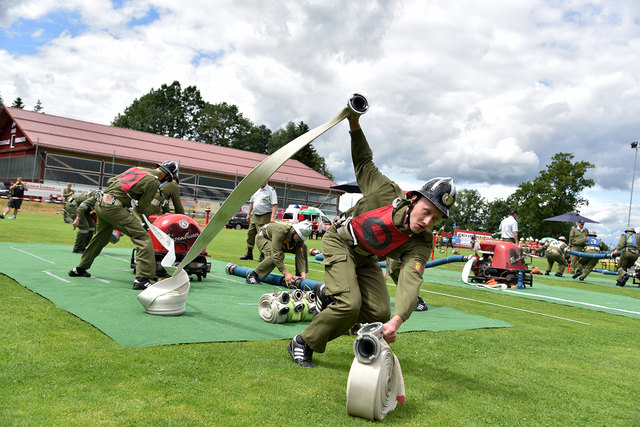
[468,240,533,287]
[130,214,211,281]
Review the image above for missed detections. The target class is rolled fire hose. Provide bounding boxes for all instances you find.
[141,94,368,316]
[137,214,190,316]
[258,289,317,323]
[565,249,613,259]
[346,322,405,420]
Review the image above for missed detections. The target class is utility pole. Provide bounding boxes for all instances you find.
[629,141,639,227]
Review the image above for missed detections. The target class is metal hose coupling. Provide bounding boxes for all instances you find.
[348,93,369,115]
[353,322,385,364]
[225,263,237,275]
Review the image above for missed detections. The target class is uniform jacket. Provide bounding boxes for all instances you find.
[569,226,589,248]
[146,180,184,216]
[103,167,161,217]
[615,232,640,252]
[344,129,434,321]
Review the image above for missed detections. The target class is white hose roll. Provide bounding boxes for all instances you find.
[346,324,406,420]
[258,293,289,323]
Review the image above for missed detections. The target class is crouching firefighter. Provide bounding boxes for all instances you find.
[69,161,179,290]
[71,190,100,253]
[287,113,456,368]
[612,227,640,287]
[246,221,312,287]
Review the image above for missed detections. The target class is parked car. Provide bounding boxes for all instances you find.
[225,212,250,230]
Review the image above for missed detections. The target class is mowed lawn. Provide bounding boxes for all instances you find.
[1,202,640,425]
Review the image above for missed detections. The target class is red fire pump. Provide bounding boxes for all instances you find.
[467,240,533,287]
[130,213,211,281]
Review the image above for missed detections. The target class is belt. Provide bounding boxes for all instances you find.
[99,192,125,207]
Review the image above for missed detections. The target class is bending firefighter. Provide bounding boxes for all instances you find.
[70,190,100,253]
[246,221,312,287]
[612,227,640,287]
[68,161,179,290]
[288,113,456,368]
[535,236,568,277]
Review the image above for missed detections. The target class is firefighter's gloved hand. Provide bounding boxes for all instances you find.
[283,271,295,288]
[72,217,80,230]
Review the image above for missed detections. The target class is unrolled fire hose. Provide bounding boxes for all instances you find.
[225,263,322,292]
[346,322,405,420]
[136,93,369,316]
[565,249,614,259]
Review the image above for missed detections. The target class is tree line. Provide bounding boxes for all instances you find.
[111,81,333,179]
[0,93,44,112]
[439,152,595,239]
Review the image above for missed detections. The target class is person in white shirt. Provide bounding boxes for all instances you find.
[240,181,278,261]
[499,208,519,243]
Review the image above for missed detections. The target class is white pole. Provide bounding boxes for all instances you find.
[628,142,639,227]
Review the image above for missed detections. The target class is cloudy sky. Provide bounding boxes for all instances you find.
[1,0,640,244]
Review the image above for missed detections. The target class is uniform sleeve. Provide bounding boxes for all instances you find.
[350,129,396,197]
[295,242,308,275]
[269,187,278,205]
[393,248,429,321]
[170,184,185,214]
[615,234,626,252]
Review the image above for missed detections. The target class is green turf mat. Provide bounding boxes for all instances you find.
[422,267,640,319]
[0,242,511,348]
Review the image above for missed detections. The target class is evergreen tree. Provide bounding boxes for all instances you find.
[12,97,25,109]
[33,99,44,113]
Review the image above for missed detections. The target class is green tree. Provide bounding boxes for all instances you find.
[440,189,487,231]
[197,102,270,153]
[0,92,4,108]
[508,152,595,238]
[483,198,511,235]
[267,121,334,180]
[33,99,44,113]
[112,81,205,140]
[12,97,25,109]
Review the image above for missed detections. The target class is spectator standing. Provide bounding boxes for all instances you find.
[568,219,589,274]
[0,177,28,220]
[499,208,518,243]
[240,181,278,262]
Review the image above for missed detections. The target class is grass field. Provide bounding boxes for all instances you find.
[1,202,640,425]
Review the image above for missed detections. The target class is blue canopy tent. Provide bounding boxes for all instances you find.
[543,211,598,224]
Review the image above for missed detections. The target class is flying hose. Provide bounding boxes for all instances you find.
[140,94,368,316]
[346,322,405,420]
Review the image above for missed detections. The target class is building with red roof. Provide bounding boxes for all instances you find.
[0,107,343,215]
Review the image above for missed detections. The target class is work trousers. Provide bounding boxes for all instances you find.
[245,212,272,249]
[579,254,600,280]
[301,227,391,353]
[545,249,568,275]
[570,245,586,273]
[616,249,640,281]
[78,204,155,278]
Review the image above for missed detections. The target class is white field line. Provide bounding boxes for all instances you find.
[503,289,640,316]
[101,254,130,263]
[90,276,110,284]
[11,246,55,264]
[42,270,70,283]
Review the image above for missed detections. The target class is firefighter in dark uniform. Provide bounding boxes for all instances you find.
[572,231,609,281]
[69,161,179,290]
[246,221,311,287]
[71,190,100,253]
[612,227,640,287]
[568,219,589,274]
[536,236,568,277]
[287,113,456,368]
[1,177,27,219]
[145,179,185,217]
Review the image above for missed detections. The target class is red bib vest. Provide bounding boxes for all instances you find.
[350,205,410,256]
[118,167,148,194]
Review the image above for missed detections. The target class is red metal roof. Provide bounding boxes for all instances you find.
[1,107,341,191]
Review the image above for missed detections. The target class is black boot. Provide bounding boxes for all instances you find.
[240,248,253,260]
[257,252,265,262]
[617,273,630,287]
[572,271,581,279]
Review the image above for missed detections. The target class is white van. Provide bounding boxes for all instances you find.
[280,204,333,231]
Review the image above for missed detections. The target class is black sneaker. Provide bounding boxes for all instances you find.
[414,296,428,311]
[288,334,315,368]
[579,277,585,281]
[68,267,91,277]
[72,248,85,254]
[555,272,563,277]
[0,214,4,219]
[133,277,151,290]
[246,271,261,285]
[618,273,630,287]
[544,271,550,276]
[257,253,265,262]
[571,272,581,279]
